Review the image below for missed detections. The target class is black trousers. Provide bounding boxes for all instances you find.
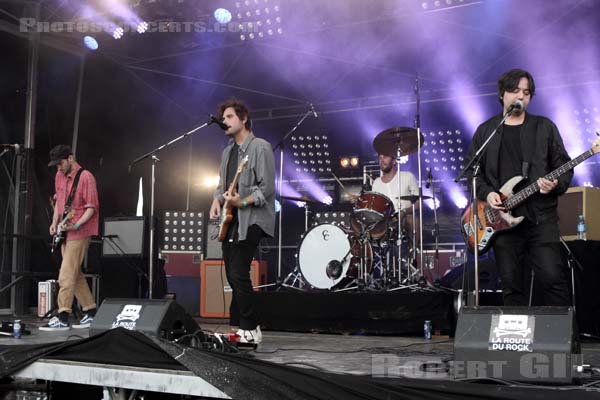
[222,224,263,330]
[492,219,571,306]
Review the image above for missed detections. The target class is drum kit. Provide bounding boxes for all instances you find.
[283,126,436,292]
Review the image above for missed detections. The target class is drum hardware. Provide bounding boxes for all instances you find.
[372,125,425,287]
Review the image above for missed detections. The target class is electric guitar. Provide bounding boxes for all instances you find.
[51,210,73,253]
[461,138,600,254]
[218,155,249,242]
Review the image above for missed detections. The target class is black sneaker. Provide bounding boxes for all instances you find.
[72,313,94,329]
[39,316,70,331]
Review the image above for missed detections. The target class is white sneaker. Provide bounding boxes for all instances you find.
[236,326,262,344]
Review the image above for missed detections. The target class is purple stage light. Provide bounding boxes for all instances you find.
[214,8,232,24]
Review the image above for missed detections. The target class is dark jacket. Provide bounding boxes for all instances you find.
[465,113,573,223]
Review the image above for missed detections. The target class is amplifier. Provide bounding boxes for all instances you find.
[200,260,267,318]
[558,186,600,241]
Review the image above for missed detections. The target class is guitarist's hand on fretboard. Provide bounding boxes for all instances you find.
[537,177,558,194]
[486,192,505,210]
[223,191,243,208]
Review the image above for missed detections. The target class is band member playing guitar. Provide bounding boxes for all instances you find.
[464,69,574,307]
[41,145,99,331]
[209,99,275,345]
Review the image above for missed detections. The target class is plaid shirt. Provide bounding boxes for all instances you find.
[54,162,99,240]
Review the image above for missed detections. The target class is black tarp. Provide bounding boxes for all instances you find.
[2,328,600,399]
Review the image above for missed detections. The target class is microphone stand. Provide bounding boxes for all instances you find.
[414,74,426,285]
[427,171,441,286]
[455,108,516,306]
[130,116,218,299]
[273,104,317,285]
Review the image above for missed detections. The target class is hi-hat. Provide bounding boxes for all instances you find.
[281,195,320,204]
[373,127,424,157]
[400,194,432,203]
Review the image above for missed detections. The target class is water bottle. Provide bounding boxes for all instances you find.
[13,319,21,339]
[577,214,587,241]
[424,320,432,340]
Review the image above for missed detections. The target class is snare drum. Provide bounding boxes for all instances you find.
[351,192,394,239]
[297,224,372,289]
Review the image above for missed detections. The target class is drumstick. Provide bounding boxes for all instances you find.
[330,172,352,196]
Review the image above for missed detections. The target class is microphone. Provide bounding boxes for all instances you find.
[309,103,318,118]
[425,168,433,189]
[508,100,523,112]
[0,144,20,149]
[208,114,230,131]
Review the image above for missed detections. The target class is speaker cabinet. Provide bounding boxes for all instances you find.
[454,306,581,383]
[200,260,267,318]
[558,186,600,241]
[90,298,199,341]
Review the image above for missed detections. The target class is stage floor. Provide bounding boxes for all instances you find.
[3,316,600,379]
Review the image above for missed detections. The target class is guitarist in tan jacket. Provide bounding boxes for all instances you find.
[465,69,573,307]
[209,99,275,344]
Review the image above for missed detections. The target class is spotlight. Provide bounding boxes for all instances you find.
[214,8,232,23]
[350,156,359,167]
[112,27,125,40]
[202,175,220,188]
[321,195,333,205]
[454,195,468,209]
[136,21,149,34]
[83,36,99,50]
[340,157,349,168]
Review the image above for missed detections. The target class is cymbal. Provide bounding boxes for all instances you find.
[399,194,432,203]
[281,195,320,204]
[373,126,424,157]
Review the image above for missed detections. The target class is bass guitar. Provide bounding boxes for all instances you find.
[461,138,600,254]
[218,155,249,242]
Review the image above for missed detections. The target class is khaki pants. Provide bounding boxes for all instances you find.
[58,238,96,314]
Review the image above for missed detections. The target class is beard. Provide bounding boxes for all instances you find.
[381,163,394,174]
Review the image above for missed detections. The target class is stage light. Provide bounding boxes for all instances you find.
[454,195,468,209]
[214,8,232,23]
[162,211,204,252]
[340,158,349,168]
[425,198,440,210]
[83,36,99,50]
[350,156,359,167]
[113,26,125,39]
[291,133,332,174]
[202,175,220,188]
[321,195,333,205]
[136,21,149,34]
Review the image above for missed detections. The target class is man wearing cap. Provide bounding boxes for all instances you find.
[40,145,99,331]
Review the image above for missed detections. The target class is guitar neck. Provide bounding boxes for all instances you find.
[503,149,595,210]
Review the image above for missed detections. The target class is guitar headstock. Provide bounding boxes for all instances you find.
[592,137,600,154]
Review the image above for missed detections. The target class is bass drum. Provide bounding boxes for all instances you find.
[297,224,371,290]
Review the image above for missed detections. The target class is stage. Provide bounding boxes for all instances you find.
[2,314,600,400]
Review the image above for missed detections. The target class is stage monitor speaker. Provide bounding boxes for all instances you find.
[102,217,145,257]
[558,186,600,241]
[453,306,582,383]
[90,298,199,341]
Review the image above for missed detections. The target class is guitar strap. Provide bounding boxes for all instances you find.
[64,168,85,213]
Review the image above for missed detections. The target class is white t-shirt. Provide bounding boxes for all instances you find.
[371,171,419,211]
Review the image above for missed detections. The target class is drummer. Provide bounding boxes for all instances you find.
[371,150,419,214]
